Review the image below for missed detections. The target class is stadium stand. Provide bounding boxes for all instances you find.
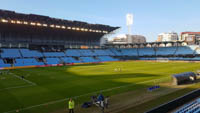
[0,59,11,67]
[43,52,65,57]
[45,58,61,65]
[2,45,200,68]
[193,46,200,55]
[61,57,81,63]
[110,48,123,56]
[80,57,99,63]
[120,48,138,56]
[174,98,200,113]
[1,49,21,58]
[175,46,195,55]
[78,49,95,56]
[65,49,82,57]
[14,58,44,66]
[156,47,177,56]
[104,49,116,56]
[93,49,110,56]
[98,56,118,62]
[20,49,43,57]
[138,47,155,56]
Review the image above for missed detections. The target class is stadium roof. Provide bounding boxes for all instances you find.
[0,9,120,34]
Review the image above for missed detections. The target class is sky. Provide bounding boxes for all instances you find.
[0,0,200,42]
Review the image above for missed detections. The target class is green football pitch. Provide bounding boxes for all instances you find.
[1,61,200,113]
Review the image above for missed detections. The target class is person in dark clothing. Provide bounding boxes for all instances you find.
[21,75,25,79]
[97,93,104,101]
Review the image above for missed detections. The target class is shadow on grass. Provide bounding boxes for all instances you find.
[1,63,194,113]
[70,62,108,67]
[119,85,200,113]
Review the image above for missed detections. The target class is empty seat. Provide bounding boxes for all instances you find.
[174,98,200,113]
[61,57,81,63]
[78,50,95,56]
[80,57,99,63]
[43,52,65,57]
[93,50,111,56]
[156,47,177,56]
[175,46,194,55]
[138,48,155,56]
[20,49,43,57]
[45,58,61,65]
[65,49,82,56]
[120,48,138,56]
[15,58,44,66]
[0,59,11,67]
[1,49,21,58]
[98,56,118,62]
[110,49,123,56]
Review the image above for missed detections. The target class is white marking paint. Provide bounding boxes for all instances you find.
[3,77,169,113]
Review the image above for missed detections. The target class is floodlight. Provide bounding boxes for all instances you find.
[61,26,66,29]
[36,23,42,26]
[50,25,55,28]
[55,25,61,28]
[42,24,47,27]
[30,22,36,26]
[23,21,28,25]
[11,20,16,24]
[16,21,22,24]
[84,29,88,31]
[1,19,8,23]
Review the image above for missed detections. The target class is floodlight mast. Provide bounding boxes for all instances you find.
[126,13,133,44]
[126,13,133,35]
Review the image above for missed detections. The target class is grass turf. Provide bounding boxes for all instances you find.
[0,61,200,113]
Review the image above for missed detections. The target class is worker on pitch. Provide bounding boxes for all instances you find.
[68,98,75,113]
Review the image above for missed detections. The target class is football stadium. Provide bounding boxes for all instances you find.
[1,6,200,113]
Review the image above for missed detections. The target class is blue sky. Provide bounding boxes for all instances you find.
[0,0,200,42]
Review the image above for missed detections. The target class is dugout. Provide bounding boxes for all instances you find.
[172,72,197,85]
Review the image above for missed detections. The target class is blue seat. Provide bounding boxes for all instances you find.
[20,49,43,57]
[120,48,138,56]
[138,48,155,56]
[61,57,81,63]
[80,57,99,63]
[98,56,118,62]
[0,59,11,67]
[14,58,44,66]
[156,47,176,56]
[1,49,21,58]
[45,58,61,65]
[43,52,65,57]
[65,49,82,56]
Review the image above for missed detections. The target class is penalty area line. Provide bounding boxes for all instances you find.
[0,84,35,92]
[10,73,37,85]
[3,77,169,113]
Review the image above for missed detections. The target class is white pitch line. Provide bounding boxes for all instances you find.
[3,77,170,113]
[0,84,34,91]
[10,73,37,85]
[0,73,36,92]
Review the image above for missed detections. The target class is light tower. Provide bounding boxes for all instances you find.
[126,13,133,35]
[126,13,133,43]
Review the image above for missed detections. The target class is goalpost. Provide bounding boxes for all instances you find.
[156,58,169,62]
